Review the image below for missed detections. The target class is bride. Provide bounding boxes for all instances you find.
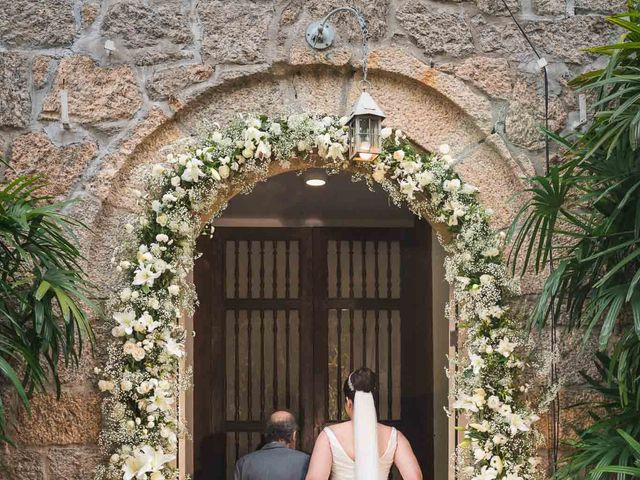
[306,368,422,480]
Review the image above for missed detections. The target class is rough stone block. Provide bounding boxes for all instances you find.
[575,0,627,14]
[102,0,192,50]
[9,132,97,199]
[81,3,99,28]
[0,447,45,480]
[305,0,390,40]
[397,3,474,58]
[199,0,275,65]
[476,0,520,15]
[438,56,515,99]
[13,392,101,445]
[534,0,566,15]
[147,63,214,100]
[0,0,75,48]
[47,446,103,480]
[41,56,142,125]
[0,52,30,128]
[32,55,52,90]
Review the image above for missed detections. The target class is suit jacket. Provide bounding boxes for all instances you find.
[234,442,310,480]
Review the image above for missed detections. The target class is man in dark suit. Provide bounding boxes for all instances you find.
[234,410,310,480]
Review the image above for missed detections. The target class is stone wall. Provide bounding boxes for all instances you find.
[0,0,622,478]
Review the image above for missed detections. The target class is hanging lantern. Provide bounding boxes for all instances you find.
[347,88,386,162]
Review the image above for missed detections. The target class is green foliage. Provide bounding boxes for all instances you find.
[0,175,96,444]
[508,5,640,478]
[509,8,640,349]
[556,335,640,479]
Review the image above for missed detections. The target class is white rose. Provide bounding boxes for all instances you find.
[156,214,168,227]
[171,176,180,187]
[482,247,500,258]
[493,433,507,445]
[151,164,166,177]
[120,379,133,392]
[98,380,114,392]
[168,285,180,296]
[110,453,120,464]
[381,127,393,139]
[393,150,405,161]
[480,274,494,285]
[120,288,132,302]
[372,168,386,183]
[269,122,282,135]
[218,165,230,179]
[416,171,435,187]
[156,234,169,243]
[443,179,461,192]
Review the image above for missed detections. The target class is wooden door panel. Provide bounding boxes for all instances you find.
[193,225,433,480]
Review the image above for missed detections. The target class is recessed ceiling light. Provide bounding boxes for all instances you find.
[304,170,327,187]
[305,178,326,187]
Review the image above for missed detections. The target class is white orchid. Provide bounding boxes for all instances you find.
[132,263,161,287]
[113,310,136,335]
[469,353,485,374]
[399,177,418,200]
[497,337,517,358]
[181,158,205,183]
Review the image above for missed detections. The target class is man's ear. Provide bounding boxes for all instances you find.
[291,430,297,446]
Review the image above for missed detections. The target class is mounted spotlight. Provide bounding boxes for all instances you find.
[304,170,328,187]
[306,7,385,162]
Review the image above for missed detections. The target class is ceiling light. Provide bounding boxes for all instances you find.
[304,170,327,187]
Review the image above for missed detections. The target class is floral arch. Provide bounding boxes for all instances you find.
[95,113,540,480]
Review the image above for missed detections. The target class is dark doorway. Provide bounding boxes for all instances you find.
[193,224,433,479]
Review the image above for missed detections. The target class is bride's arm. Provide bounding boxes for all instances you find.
[394,431,423,480]
[305,430,332,480]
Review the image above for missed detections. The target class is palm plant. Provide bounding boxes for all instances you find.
[594,430,640,477]
[0,175,96,444]
[508,4,640,478]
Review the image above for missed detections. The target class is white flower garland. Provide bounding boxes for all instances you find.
[96,113,540,480]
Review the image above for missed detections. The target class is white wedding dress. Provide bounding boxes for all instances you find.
[323,426,398,480]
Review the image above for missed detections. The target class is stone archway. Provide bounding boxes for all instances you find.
[75,49,537,480]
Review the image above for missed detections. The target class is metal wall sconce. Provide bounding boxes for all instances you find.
[306,7,385,162]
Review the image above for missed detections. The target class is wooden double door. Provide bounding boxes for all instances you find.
[193,225,433,479]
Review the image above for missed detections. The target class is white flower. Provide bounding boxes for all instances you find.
[120,288,132,302]
[453,393,479,412]
[393,150,405,161]
[372,166,386,183]
[473,448,491,464]
[439,144,451,155]
[399,177,418,200]
[471,388,486,407]
[269,122,282,135]
[473,466,498,480]
[482,247,500,258]
[167,285,180,296]
[497,337,517,358]
[505,473,524,480]
[165,336,185,358]
[156,234,169,243]
[480,274,494,285]
[381,127,393,139]
[160,425,178,445]
[469,353,485,374]
[156,213,168,227]
[247,118,261,129]
[443,179,461,192]
[113,310,136,335]
[487,395,501,410]
[122,448,153,480]
[147,392,174,412]
[210,131,223,143]
[469,420,490,432]
[133,264,161,287]
[416,170,435,187]
[461,183,478,195]
[493,433,507,445]
[490,456,504,473]
[181,158,205,183]
[507,413,530,435]
[152,164,166,177]
[218,165,230,179]
[125,224,134,234]
[327,142,345,161]
[121,379,133,392]
[255,141,271,159]
[170,176,180,187]
[98,380,114,392]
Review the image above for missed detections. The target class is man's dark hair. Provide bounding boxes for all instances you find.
[264,411,298,443]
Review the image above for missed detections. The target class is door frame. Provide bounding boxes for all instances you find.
[191,224,434,478]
